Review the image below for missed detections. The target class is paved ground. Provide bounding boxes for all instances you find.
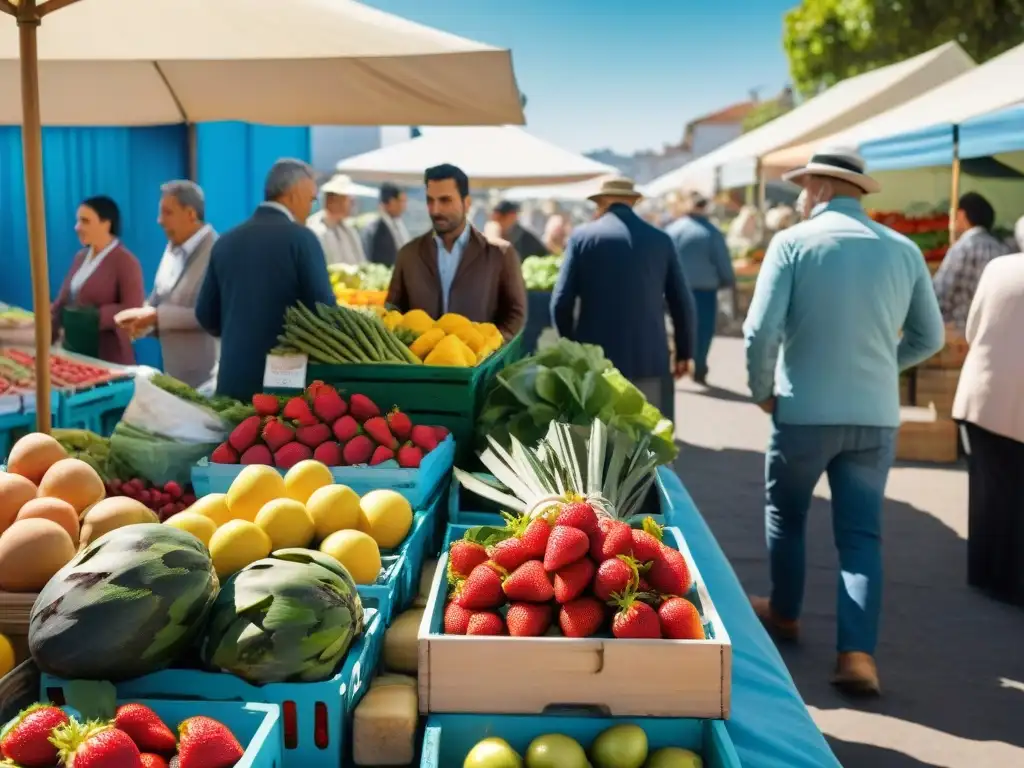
[673,336,1024,768]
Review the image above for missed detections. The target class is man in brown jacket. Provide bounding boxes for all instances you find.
[386,164,527,339]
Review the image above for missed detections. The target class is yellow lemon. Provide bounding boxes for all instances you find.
[186,493,233,527]
[359,489,413,549]
[255,498,315,549]
[163,512,217,547]
[283,459,334,504]
[0,633,14,678]
[320,529,382,585]
[209,520,272,578]
[436,312,471,333]
[226,465,286,522]
[306,484,364,539]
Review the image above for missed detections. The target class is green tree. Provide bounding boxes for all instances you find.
[784,0,1024,97]
[743,99,792,132]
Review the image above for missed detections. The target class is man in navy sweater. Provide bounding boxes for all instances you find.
[196,158,335,401]
[550,178,695,421]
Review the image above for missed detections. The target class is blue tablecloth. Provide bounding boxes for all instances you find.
[658,467,842,768]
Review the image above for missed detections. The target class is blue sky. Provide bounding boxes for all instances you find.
[363,0,796,155]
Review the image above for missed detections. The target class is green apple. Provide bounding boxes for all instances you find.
[645,747,703,768]
[591,724,648,768]
[464,737,524,768]
[525,733,589,768]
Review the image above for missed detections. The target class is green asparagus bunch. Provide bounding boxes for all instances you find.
[279,303,421,365]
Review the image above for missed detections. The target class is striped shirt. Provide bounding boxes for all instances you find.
[933,227,1012,331]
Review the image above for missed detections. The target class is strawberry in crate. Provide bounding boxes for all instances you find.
[443,419,706,640]
[210,381,450,470]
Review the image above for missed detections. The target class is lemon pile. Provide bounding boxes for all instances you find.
[165,460,414,584]
[382,310,503,366]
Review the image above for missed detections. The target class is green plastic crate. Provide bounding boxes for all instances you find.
[306,333,522,462]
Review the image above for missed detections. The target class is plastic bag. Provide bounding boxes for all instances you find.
[121,370,228,443]
[109,422,218,488]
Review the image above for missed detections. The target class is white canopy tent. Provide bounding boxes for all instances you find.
[335,126,616,188]
[763,41,1024,171]
[645,41,975,197]
[502,174,646,203]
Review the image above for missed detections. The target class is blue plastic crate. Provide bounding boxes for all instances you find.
[41,608,384,768]
[56,378,135,436]
[191,434,455,508]
[421,713,741,768]
[0,410,31,462]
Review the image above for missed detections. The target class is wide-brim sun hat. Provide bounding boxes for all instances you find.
[320,174,364,197]
[782,147,881,194]
[586,176,644,203]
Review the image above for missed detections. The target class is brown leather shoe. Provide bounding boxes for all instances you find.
[831,652,881,697]
[749,596,800,641]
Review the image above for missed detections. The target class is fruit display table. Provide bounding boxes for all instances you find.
[657,469,842,768]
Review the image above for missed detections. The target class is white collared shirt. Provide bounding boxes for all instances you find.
[434,225,472,312]
[152,224,214,304]
[260,201,295,222]
[70,238,120,301]
[307,211,366,266]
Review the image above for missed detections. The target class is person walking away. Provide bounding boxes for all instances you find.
[307,175,366,266]
[933,192,1011,334]
[361,182,410,266]
[550,177,695,421]
[666,191,734,385]
[491,200,548,258]
[51,195,144,365]
[744,149,945,695]
[952,247,1024,607]
[196,159,335,401]
[543,214,571,255]
[114,181,218,389]
[387,164,527,339]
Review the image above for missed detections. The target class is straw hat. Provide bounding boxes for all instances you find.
[782,147,880,194]
[320,174,363,196]
[587,176,643,203]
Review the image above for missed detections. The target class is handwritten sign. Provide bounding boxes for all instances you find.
[263,354,308,390]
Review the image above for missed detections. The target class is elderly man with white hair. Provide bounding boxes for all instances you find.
[196,158,335,401]
[743,148,945,696]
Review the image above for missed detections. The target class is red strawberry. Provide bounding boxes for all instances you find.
[311,387,347,423]
[141,755,169,768]
[177,716,244,768]
[506,602,553,637]
[313,440,343,466]
[363,416,398,450]
[115,703,177,753]
[274,442,312,469]
[443,600,473,634]
[630,529,663,563]
[386,409,413,442]
[50,720,142,767]
[489,537,534,572]
[0,703,69,765]
[369,445,395,465]
[342,435,375,465]
[558,596,605,638]
[647,546,693,596]
[227,414,262,453]
[282,396,318,426]
[454,562,505,610]
[410,424,439,452]
[590,518,633,562]
[261,418,295,452]
[210,442,238,464]
[348,393,380,423]
[611,593,662,639]
[251,393,280,416]
[163,481,183,500]
[306,380,332,400]
[502,560,554,602]
[520,518,552,559]
[466,612,505,636]
[296,423,332,448]
[556,501,599,535]
[332,414,360,443]
[553,557,596,603]
[240,444,273,465]
[448,540,489,580]
[432,425,450,442]
[543,526,589,572]
[396,443,423,468]
[658,597,705,640]
[594,555,640,602]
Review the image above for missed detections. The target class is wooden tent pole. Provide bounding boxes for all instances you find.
[948,125,961,247]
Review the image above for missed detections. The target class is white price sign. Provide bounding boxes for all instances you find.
[263,354,308,390]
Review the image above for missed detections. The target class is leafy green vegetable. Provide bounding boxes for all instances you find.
[521,254,563,291]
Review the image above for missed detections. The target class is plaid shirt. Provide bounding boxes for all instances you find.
[933,227,1012,331]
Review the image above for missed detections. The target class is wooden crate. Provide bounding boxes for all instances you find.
[920,343,968,370]
[896,407,959,463]
[0,591,35,664]
[915,368,960,418]
[417,528,732,719]
[899,375,911,406]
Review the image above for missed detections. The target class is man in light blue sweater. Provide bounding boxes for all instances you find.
[743,149,945,696]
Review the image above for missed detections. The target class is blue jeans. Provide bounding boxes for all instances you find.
[765,423,896,654]
[692,290,718,379]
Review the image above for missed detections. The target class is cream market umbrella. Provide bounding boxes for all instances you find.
[0,0,524,430]
[336,126,616,187]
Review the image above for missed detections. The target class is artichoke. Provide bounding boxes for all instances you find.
[29,524,219,680]
[200,548,365,684]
